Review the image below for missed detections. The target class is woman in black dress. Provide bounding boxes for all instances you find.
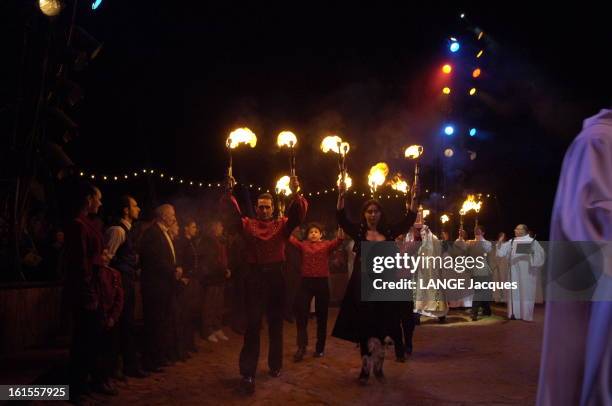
[332,180,418,384]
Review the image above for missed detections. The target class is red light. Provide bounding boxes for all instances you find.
[472,68,481,78]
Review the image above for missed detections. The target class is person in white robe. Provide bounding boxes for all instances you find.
[490,232,509,303]
[447,229,473,309]
[411,225,449,319]
[537,108,612,406]
[496,224,546,321]
[467,225,493,320]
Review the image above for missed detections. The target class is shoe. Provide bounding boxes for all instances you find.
[240,376,255,395]
[471,315,478,321]
[438,316,446,324]
[124,367,149,378]
[293,347,306,362]
[313,351,324,358]
[215,330,229,341]
[269,369,281,378]
[396,354,406,363]
[414,315,421,325]
[207,334,219,343]
[370,338,385,381]
[358,370,369,386]
[510,315,516,320]
[359,355,371,385]
[405,346,413,356]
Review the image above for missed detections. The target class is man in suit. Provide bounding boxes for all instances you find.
[138,204,183,372]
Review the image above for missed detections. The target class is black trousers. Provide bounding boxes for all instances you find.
[397,303,416,355]
[295,277,330,353]
[472,275,492,317]
[239,264,285,378]
[69,309,101,393]
[142,283,173,367]
[119,273,138,370]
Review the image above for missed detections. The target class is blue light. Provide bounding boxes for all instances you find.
[444,126,455,136]
[450,42,460,53]
[92,0,102,10]
[469,128,477,136]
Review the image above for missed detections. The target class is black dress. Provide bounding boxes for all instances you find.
[331,208,416,354]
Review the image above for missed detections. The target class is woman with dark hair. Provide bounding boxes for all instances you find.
[332,181,418,385]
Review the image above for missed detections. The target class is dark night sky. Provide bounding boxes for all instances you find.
[6,1,612,237]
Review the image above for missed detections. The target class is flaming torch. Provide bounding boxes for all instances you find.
[388,173,409,194]
[321,135,350,184]
[275,175,292,218]
[226,127,257,187]
[337,172,353,190]
[405,145,424,204]
[277,131,298,176]
[459,194,483,232]
[368,162,389,194]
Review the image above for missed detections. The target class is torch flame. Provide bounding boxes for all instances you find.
[275,175,292,196]
[321,135,350,154]
[227,128,257,149]
[277,131,297,148]
[368,162,389,192]
[404,145,424,159]
[337,173,353,190]
[388,173,409,194]
[460,194,483,215]
[440,214,450,224]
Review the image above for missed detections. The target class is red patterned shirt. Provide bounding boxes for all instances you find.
[289,236,343,278]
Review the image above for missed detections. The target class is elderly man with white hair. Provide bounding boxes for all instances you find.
[139,204,184,372]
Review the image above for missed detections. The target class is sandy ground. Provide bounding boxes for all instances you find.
[27,303,544,406]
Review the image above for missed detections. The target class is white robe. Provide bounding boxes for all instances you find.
[496,235,545,321]
[537,109,612,406]
[410,228,449,318]
[489,243,509,302]
[447,239,473,308]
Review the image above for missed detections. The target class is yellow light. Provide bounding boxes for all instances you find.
[477,50,484,58]
[442,64,452,74]
[337,173,353,190]
[404,145,424,159]
[478,31,484,41]
[444,148,454,157]
[469,88,477,96]
[277,131,297,148]
[443,87,451,95]
[227,127,257,149]
[440,214,450,224]
[321,135,350,155]
[389,173,409,194]
[472,68,481,78]
[368,162,389,192]
[39,0,62,16]
[275,175,292,196]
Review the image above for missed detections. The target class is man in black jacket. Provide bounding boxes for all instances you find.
[139,204,183,371]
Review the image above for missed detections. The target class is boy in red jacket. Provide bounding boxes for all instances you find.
[290,224,343,362]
